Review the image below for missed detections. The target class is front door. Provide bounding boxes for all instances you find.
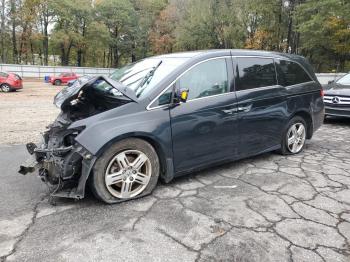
[170,57,239,172]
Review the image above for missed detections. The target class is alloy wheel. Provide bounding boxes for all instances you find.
[1,84,10,92]
[286,123,306,153]
[105,150,152,199]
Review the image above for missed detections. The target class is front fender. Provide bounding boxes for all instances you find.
[74,108,173,160]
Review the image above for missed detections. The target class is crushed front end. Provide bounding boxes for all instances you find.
[19,114,96,199]
[18,76,136,200]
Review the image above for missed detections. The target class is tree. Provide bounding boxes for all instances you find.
[0,0,348,71]
[175,0,245,50]
[0,0,6,62]
[96,0,135,67]
[9,0,19,63]
[296,0,350,71]
[149,3,178,54]
[38,0,55,65]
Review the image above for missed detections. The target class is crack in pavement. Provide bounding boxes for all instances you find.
[2,121,350,261]
[1,195,46,262]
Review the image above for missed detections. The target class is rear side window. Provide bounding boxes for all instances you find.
[275,60,312,86]
[236,57,277,91]
[0,72,8,77]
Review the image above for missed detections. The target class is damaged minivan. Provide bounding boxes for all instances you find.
[19,50,324,204]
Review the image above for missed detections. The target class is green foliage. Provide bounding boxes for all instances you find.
[0,0,348,71]
[296,0,350,71]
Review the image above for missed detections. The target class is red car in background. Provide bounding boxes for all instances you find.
[49,72,78,86]
[0,72,23,92]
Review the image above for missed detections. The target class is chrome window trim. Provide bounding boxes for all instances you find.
[146,56,232,111]
[234,84,282,94]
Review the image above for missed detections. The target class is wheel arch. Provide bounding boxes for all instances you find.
[290,110,313,139]
[94,132,170,182]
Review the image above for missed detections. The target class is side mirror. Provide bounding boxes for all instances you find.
[328,80,334,85]
[179,89,189,102]
[174,88,189,104]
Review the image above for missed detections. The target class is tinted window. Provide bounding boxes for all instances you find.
[236,58,277,91]
[276,60,312,86]
[178,58,229,100]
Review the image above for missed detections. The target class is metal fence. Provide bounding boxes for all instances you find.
[0,63,347,84]
[315,73,346,85]
[0,64,115,78]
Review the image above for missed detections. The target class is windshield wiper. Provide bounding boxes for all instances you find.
[134,60,163,96]
[119,67,154,83]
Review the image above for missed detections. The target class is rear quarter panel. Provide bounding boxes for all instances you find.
[285,82,324,136]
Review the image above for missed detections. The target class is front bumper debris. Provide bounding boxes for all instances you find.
[18,154,39,175]
[18,141,96,200]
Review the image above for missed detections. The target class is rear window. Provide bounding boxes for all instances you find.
[0,72,8,77]
[236,57,277,91]
[13,74,21,80]
[275,60,312,86]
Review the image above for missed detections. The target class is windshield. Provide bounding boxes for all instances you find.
[336,74,350,85]
[109,57,189,98]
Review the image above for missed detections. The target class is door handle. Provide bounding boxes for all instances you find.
[222,108,237,115]
[237,105,252,113]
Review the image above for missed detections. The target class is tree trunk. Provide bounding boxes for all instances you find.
[10,0,18,63]
[38,48,43,65]
[103,50,106,68]
[30,40,35,65]
[0,0,5,63]
[77,50,82,67]
[112,26,119,67]
[113,46,119,67]
[40,3,50,66]
[77,19,86,67]
[131,40,136,62]
[43,21,49,65]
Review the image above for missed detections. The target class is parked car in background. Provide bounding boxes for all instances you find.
[0,72,23,92]
[324,73,350,118]
[49,72,78,86]
[20,50,324,204]
[67,75,93,87]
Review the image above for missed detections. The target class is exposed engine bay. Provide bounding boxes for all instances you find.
[18,76,136,199]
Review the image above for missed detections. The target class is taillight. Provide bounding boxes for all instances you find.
[320,89,324,97]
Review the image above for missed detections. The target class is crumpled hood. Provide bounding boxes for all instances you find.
[53,75,138,109]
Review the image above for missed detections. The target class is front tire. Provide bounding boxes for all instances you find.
[1,84,11,92]
[54,79,61,86]
[280,116,307,155]
[90,138,160,204]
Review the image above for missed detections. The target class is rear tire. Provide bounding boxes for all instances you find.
[90,138,160,204]
[1,84,11,92]
[54,79,61,86]
[280,116,307,155]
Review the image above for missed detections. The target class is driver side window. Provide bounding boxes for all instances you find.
[178,58,229,100]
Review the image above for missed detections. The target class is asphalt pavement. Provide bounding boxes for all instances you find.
[0,118,350,262]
